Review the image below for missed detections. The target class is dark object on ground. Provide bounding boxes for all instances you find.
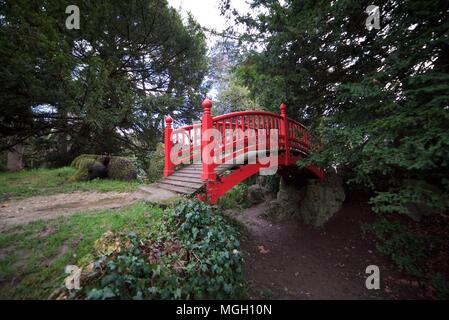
[69,154,137,182]
[87,162,108,180]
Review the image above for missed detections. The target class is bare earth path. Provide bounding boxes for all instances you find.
[236,197,428,300]
[0,186,179,231]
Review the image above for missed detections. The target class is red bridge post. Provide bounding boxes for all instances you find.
[163,115,174,177]
[280,102,290,166]
[201,97,217,182]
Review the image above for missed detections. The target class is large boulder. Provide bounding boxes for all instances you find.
[263,178,305,221]
[248,184,266,205]
[263,169,346,227]
[256,175,280,194]
[298,170,345,227]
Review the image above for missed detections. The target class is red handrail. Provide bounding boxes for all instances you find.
[163,98,313,177]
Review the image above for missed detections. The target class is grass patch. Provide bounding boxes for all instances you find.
[0,167,141,200]
[0,202,164,299]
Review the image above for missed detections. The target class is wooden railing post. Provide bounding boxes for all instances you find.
[163,115,174,177]
[201,97,217,181]
[280,102,290,165]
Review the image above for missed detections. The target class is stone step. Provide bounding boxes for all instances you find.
[155,183,197,195]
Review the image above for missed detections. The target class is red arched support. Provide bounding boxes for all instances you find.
[205,163,266,204]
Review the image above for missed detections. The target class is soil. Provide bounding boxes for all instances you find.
[234,194,431,300]
[0,191,137,231]
[0,187,437,299]
[0,185,181,231]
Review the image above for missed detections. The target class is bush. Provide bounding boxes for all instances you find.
[68,158,99,182]
[71,154,103,169]
[218,183,250,211]
[431,273,449,300]
[107,157,137,181]
[62,199,245,300]
[362,218,427,276]
[69,154,138,182]
[146,143,165,183]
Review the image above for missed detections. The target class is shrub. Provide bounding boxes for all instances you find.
[69,155,138,182]
[68,158,98,182]
[362,218,427,276]
[107,157,137,181]
[62,199,245,300]
[431,273,449,300]
[71,154,103,169]
[146,143,165,183]
[218,183,250,211]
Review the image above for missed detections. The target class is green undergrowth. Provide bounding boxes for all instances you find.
[63,199,246,300]
[218,183,250,212]
[0,200,246,300]
[0,202,161,299]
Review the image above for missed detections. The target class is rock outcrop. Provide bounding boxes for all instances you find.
[248,184,266,205]
[298,170,345,227]
[263,168,346,227]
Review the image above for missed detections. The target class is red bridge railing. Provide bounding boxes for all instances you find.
[163,97,322,203]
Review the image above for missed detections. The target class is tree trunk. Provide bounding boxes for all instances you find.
[7,144,24,171]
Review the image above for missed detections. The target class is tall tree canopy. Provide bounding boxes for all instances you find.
[0,0,208,165]
[225,0,449,214]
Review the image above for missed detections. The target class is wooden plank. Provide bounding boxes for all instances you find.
[179,167,202,171]
[171,172,202,178]
[161,178,203,189]
[160,179,203,189]
[164,176,204,185]
[178,170,203,174]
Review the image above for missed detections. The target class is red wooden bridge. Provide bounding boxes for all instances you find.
[155,97,324,204]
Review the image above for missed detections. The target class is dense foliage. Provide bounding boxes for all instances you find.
[67,200,245,299]
[218,183,250,211]
[223,0,449,216]
[0,0,208,167]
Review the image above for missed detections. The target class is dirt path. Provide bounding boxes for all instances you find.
[0,191,137,231]
[0,185,180,231]
[236,197,428,300]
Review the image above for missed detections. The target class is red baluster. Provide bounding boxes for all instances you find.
[163,115,174,176]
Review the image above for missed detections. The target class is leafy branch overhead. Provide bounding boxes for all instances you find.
[0,0,209,165]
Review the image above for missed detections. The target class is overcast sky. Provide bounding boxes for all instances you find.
[167,0,251,33]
